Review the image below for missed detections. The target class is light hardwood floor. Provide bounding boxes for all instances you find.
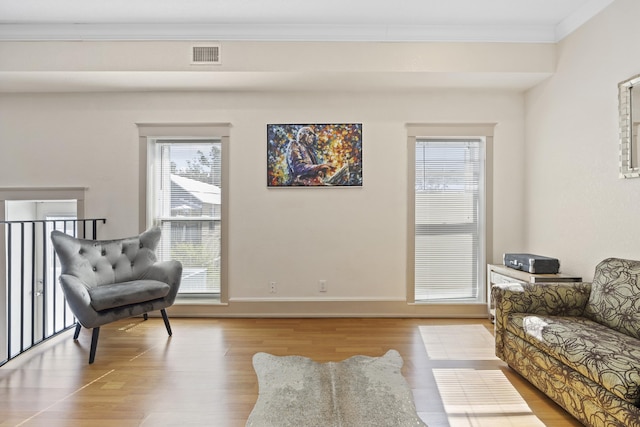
[0,317,581,427]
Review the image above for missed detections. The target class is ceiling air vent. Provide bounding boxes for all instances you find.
[191,45,221,65]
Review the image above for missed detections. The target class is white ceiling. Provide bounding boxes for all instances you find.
[0,0,615,42]
[0,0,615,93]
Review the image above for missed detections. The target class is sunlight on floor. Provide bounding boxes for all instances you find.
[433,369,545,427]
[419,325,546,427]
[419,324,498,360]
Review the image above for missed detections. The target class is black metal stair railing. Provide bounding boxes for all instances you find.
[0,218,106,366]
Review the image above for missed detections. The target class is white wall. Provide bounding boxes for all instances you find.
[0,87,525,312]
[524,0,640,280]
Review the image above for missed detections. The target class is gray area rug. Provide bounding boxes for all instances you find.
[246,349,427,427]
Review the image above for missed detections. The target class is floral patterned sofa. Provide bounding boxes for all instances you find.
[492,257,640,427]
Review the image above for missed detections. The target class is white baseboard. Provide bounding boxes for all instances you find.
[166,299,489,318]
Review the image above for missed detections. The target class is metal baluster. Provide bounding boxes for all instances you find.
[42,221,47,341]
[31,222,36,346]
[52,220,57,333]
[7,224,12,360]
[20,222,25,353]
[63,220,68,327]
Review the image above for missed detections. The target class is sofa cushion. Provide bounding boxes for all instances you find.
[88,280,170,311]
[506,313,640,404]
[584,258,640,340]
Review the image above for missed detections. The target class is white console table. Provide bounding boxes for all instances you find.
[487,264,582,320]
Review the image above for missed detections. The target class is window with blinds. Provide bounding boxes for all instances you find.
[414,139,485,302]
[151,140,222,295]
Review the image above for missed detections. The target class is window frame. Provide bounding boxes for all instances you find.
[137,123,230,303]
[406,123,495,304]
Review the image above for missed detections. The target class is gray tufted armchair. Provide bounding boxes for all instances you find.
[50,227,182,364]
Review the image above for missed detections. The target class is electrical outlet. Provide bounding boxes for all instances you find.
[269,281,277,293]
[319,280,327,292]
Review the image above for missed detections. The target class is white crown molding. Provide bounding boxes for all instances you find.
[0,0,616,43]
[555,0,615,41]
[0,23,557,43]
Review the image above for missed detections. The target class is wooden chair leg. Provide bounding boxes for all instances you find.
[160,309,172,336]
[73,323,82,340]
[89,327,100,364]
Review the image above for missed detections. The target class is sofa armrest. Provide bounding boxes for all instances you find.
[140,260,183,304]
[492,281,591,358]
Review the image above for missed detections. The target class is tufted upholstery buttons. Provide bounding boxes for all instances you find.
[51,227,163,289]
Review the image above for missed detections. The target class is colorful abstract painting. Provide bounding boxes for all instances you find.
[267,123,363,187]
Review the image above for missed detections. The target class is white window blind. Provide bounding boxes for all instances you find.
[414,139,484,302]
[152,140,222,295]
